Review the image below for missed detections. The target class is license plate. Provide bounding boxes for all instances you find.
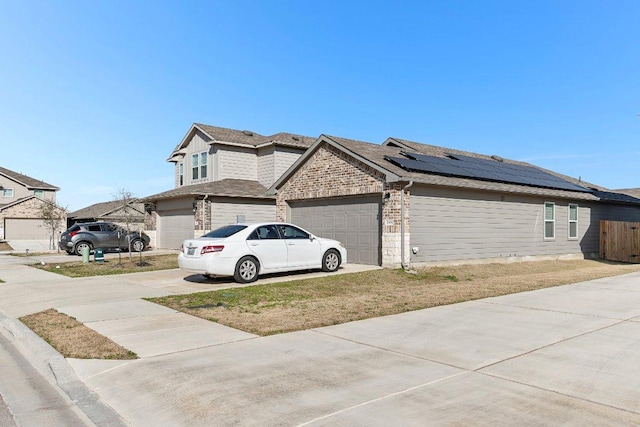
[187,248,196,256]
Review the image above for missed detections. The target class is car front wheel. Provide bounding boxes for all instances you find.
[322,249,341,272]
[74,241,93,256]
[234,256,259,283]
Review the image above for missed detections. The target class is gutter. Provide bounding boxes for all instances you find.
[400,180,413,269]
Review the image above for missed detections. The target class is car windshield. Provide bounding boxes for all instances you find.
[202,224,247,238]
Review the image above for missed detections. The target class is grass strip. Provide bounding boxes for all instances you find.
[148,259,640,336]
[20,309,137,360]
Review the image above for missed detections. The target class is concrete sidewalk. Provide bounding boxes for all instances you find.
[62,271,640,426]
[2,252,640,425]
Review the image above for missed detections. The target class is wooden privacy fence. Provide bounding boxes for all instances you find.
[600,220,640,263]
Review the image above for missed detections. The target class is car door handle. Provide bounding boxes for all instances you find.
[287,242,295,245]
[249,243,259,246]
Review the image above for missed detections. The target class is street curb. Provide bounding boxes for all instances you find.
[0,313,128,427]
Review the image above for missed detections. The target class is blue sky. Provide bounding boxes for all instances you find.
[1,1,638,211]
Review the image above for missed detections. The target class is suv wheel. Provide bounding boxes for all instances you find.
[131,239,145,252]
[74,241,93,256]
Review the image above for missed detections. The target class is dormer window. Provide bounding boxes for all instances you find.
[2,188,14,198]
[192,152,208,180]
[34,189,44,198]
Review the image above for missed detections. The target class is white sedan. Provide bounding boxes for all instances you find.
[178,223,347,283]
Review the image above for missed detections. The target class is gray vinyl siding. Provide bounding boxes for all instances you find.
[0,176,56,202]
[274,148,303,180]
[218,146,257,181]
[208,198,276,230]
[180,130,212,186]
[257,146,275,187]
[409,186,600,264]
[0,176,30,200]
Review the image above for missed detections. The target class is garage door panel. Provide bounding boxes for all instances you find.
[5,218,51,240]
[290,196,381,265]
[158,209,194,249]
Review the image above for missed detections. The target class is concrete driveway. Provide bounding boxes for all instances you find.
[1,252,640,426]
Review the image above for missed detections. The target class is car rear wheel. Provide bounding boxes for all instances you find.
[234,256,259,283]
[131,239,145,252]
[74,241,93,256]
[322,249,341,272]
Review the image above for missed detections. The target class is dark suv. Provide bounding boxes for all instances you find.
[59,222,150,255]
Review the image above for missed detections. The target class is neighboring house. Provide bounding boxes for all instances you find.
[142,123,315,249]
[0,166,63,240]
[269,135,640,267]
[67,200,145,229]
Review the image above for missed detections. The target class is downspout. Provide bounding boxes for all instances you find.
[400,180,413,270]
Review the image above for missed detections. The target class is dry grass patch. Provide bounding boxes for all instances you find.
[20,309,137,359]
[34,254,178,277]
[149,259,640,336]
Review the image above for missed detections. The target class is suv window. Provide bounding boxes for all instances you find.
[87,224,101,232]
[104,223,119,232]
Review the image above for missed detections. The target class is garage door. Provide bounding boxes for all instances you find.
[4,218,50,240]
[157,209,194,249]
[290,196,381,265]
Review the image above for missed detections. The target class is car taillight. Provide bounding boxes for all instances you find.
[180,244,184,253]
[69,230,79,238]
[201,245,224,254]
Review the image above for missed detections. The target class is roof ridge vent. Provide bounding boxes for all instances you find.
[291,136,300,141]
[242,130,254,136]
[491,155,504,162]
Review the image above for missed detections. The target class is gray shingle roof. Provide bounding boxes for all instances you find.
[194,124,265,146]
[305,135,606,202]
[0,166,59,190]
[617,188,640,199]
[266,132,316,149]
[384,136,601,190]
[68,200,144,220]
[142,179,273,202]
[170,123,316,157]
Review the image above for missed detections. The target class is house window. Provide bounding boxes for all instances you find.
[192,152,208,180]
[200,152,208,179]
[544,202,555,239]
[2,188,14,198]
[192,154,199,179]
[568,204,578,239]
[34,189,44,198]
[179,163,184,186]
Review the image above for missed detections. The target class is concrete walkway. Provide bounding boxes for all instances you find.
[1,252,640,425]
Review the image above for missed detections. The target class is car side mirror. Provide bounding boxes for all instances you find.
[309,235,315,241]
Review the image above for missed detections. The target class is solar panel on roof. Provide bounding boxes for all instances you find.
[384,152,590,193]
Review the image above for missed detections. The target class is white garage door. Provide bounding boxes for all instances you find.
[4,218,50,240]
[158,209,194,249]
[290,196,381,265]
